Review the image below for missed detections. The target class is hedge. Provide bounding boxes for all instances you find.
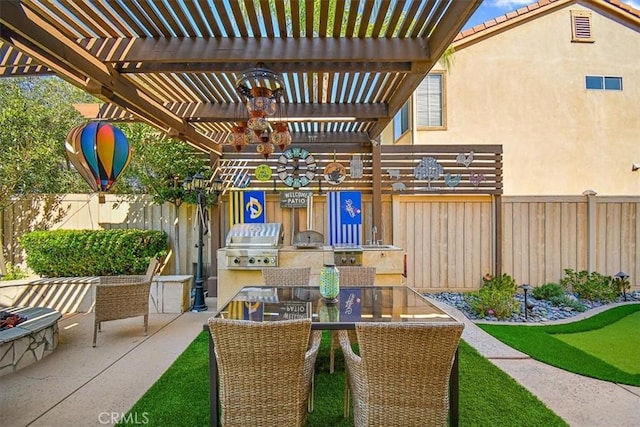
[21,229,168,277]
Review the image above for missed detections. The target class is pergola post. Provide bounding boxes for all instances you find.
[372,143,382,242]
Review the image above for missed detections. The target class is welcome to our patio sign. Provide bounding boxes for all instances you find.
[280,190,312,208]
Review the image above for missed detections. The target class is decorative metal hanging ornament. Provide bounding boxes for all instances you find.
[64,121,132,192]
[350,154,364,179]
[414,156,442,191]
[324,150,347,185]
[255,164,272,181]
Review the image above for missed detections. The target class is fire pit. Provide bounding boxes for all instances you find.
[0,311,27,331]
[0,307,61,377]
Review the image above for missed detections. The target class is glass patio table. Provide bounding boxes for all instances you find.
[208,285,462,426]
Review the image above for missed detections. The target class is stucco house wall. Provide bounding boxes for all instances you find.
[410,0,640,196]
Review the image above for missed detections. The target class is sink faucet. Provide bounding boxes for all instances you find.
[372,226,378,245]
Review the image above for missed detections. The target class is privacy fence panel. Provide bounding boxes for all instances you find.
[392,195,494,292]
[501,197,589,286]
[594,197,640,282]
[3,194,640,290]
[501,196,640,287]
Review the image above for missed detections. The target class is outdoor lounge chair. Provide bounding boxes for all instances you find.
[339,322,464,426]
[262,267,311,286]
[208,317,321,426]
[92,258,159,347]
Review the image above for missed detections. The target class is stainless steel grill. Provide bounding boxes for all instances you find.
[224,223,284,269]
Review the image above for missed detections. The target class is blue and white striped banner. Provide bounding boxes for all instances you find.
[327,191,362,245]
[229,191,266,225]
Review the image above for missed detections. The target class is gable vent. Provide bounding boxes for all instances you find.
[571,10,594,42]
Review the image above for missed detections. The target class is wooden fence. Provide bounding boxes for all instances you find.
[3,193,639,291]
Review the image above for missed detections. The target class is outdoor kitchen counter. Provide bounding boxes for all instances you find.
[216,245,405,309]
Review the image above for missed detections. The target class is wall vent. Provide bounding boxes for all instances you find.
[571,10,594,42]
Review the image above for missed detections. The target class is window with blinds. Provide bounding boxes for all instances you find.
[416,72,446,129]
[571,10,594,42]
[393,101,410,140]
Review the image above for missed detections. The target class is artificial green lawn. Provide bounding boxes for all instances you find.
[555,311,640,374]
[479,303,640,386]
[122,331,565,426]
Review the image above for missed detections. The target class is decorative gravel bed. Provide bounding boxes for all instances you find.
[425,291,640,322]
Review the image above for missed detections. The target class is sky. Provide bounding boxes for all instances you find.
[463,0,640,30]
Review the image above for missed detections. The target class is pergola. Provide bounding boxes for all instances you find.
[0,1,494,238]
[0,1,481,154]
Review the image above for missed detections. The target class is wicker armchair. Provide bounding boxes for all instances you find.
[92,258,159,347]
[208,318,321,427]
[339,322,464,426]
[330,267,376,374]
[262,267,311,286]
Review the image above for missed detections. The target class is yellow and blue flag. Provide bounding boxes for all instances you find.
[230,190,266,225]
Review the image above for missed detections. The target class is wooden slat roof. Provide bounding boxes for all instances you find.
[0,0,481,155]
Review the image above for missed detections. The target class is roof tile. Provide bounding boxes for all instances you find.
[456,0,640,42]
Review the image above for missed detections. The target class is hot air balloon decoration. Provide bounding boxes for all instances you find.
[65,121,132,193]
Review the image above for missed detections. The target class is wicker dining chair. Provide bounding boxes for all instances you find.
[208,318,322,427]
[92,258,159,347]
[329,266,376,373]
[262,267,311,286]
[339,322,464,426]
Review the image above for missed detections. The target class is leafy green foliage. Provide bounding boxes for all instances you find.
[611,274,631,298]
[464,273,519,319]
[0,76,93,206]
[547,295,586,312]
[1,262,29,280]
[0,77,215,209]
[532,283,564,300]
[560,269,618,302]
[20,229,167,277]
[116,123,216,207]
[531,283,586,311]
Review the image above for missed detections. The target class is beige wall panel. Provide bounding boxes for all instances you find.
[479,202,492,286]
[620,203,635,276]
[464,202,476,288]
[544,203,561,284]
[418,4,640,195]
[575,202,589,271]
[595,202,608,273]
[502,202,514,277]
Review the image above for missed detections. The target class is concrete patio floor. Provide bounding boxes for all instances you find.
[1,297,639,426]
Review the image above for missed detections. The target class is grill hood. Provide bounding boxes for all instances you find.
[225,223,284,248]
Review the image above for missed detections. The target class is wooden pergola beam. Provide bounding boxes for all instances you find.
[83,37,431,67]
[0,1,221,155]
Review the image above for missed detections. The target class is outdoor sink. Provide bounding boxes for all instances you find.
[361,245,398,249]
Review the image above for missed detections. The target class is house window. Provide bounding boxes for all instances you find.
[416,72,446,129]
[585,76,623,91]
[393,101,409,140]
[571,10,594,42]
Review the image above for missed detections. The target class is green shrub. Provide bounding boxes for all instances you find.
[481,273,518,293]
[21,229,168,277]
[464,273,519,319]
[547,295,586,312]
[560,269,617,302]
[532,283,564,300]
[2,263,30,280]
[611,274,631,299]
